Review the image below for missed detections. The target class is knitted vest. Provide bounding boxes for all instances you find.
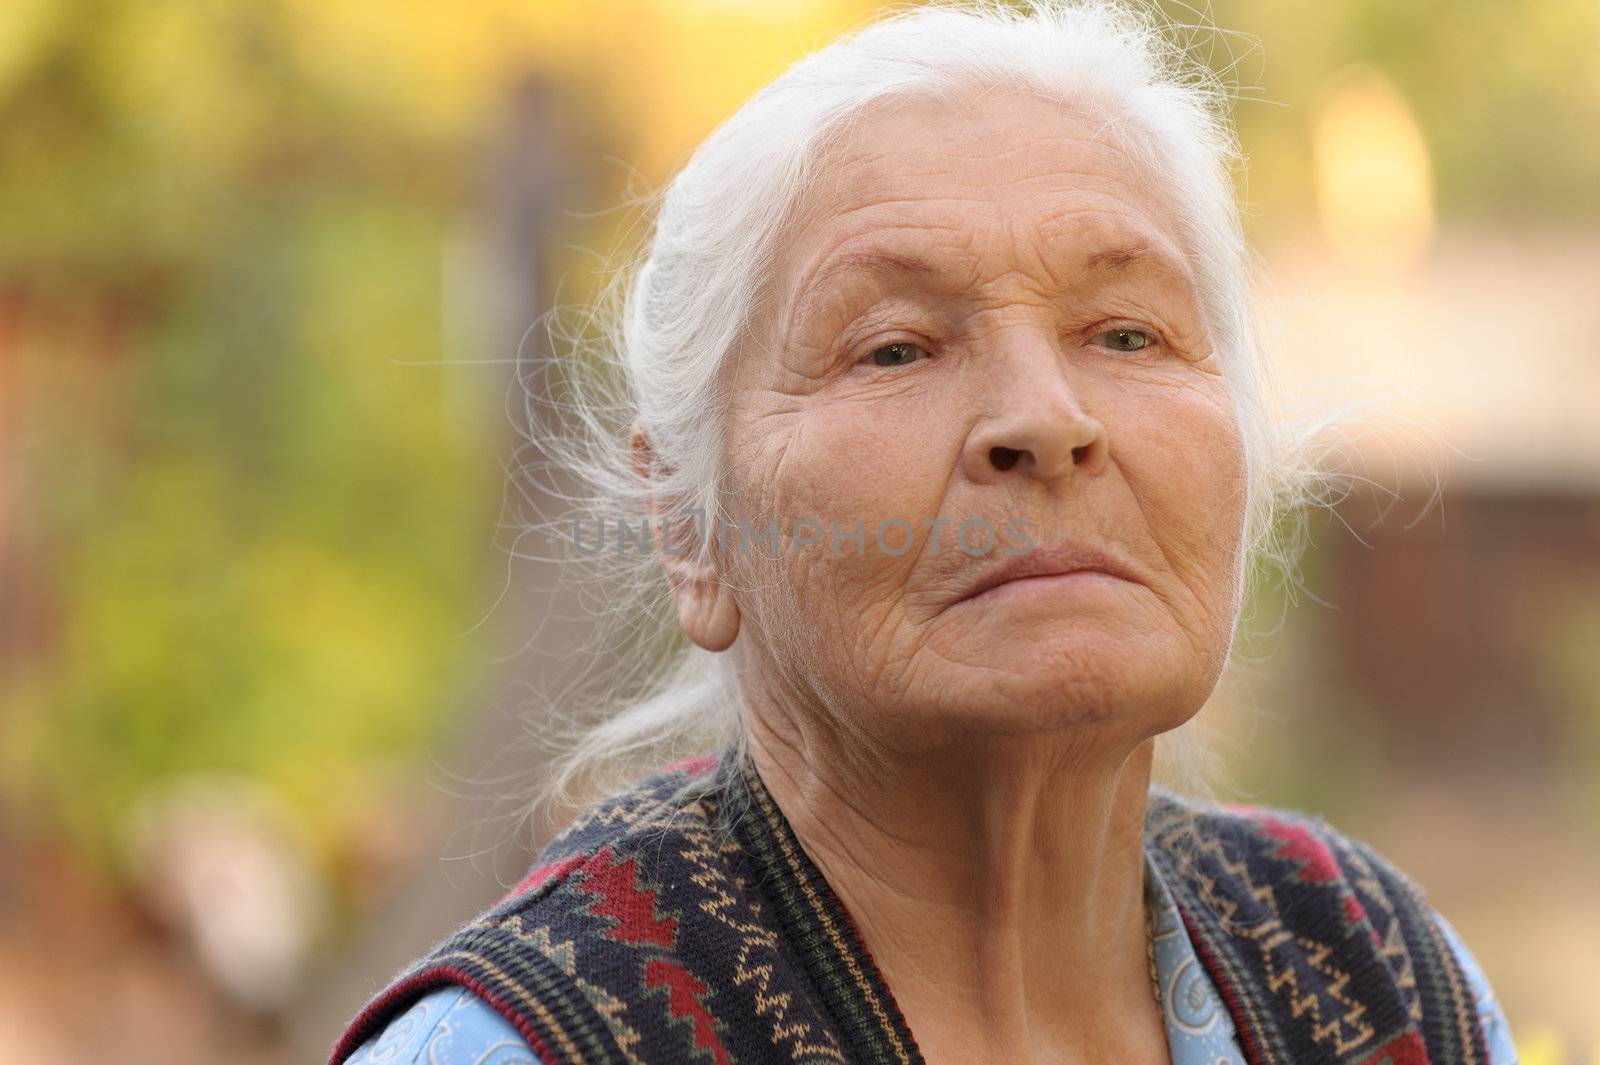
[330,746,1490,1065]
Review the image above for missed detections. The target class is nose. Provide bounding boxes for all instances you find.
[959,339,1109,485]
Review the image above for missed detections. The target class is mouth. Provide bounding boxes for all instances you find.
[952,542,1140,607]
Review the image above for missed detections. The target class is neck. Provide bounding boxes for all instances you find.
[744,706,1169,1064]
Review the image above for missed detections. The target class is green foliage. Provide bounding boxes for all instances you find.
[0,0,500,877]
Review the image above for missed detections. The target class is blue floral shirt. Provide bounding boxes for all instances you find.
[345,850,1518,1064]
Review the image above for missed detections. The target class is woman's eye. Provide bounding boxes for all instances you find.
[1097,327,1153,353]
[866,341,926,368]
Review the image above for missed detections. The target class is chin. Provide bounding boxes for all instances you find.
[915,631,1208,736]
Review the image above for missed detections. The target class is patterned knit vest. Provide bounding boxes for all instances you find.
[330,745,1490,1065]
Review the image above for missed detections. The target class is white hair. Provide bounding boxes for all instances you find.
[505,0,1353,827]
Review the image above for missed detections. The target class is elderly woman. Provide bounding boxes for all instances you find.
[331,3,1517,1064]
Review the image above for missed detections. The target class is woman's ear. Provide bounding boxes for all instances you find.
[629,422,741,652]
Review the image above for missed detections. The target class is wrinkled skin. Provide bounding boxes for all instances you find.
[640,86,1248,1064]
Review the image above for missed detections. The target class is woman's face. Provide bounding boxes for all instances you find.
[702,87,1247,744]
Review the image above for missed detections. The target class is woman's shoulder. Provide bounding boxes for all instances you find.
[492,751,729,906]
[1148,787,1519,1062]
[1148,786,1468,933]
[1148,785,1423,887]
[1429,909,1521,1064]
[342,985,550,1065]
[329,754,734,1065]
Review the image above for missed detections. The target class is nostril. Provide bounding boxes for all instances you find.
[990,446,1021,472]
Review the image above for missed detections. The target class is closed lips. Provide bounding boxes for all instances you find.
[955,543,1139,604]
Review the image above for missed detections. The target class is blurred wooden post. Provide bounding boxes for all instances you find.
[293,67,599,1059]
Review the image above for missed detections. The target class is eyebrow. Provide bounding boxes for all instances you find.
[1079,241,1190,278]
[798,249,945,302]
[794,238,1191,318]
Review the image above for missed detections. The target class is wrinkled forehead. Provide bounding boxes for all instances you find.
[758,87,1198,335]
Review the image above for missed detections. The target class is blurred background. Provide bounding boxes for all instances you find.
[1,0,1595,1061]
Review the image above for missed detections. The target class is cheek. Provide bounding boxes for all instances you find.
[1120,383,1247,587]
[728,388,963,634]
[766,388,960,540]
